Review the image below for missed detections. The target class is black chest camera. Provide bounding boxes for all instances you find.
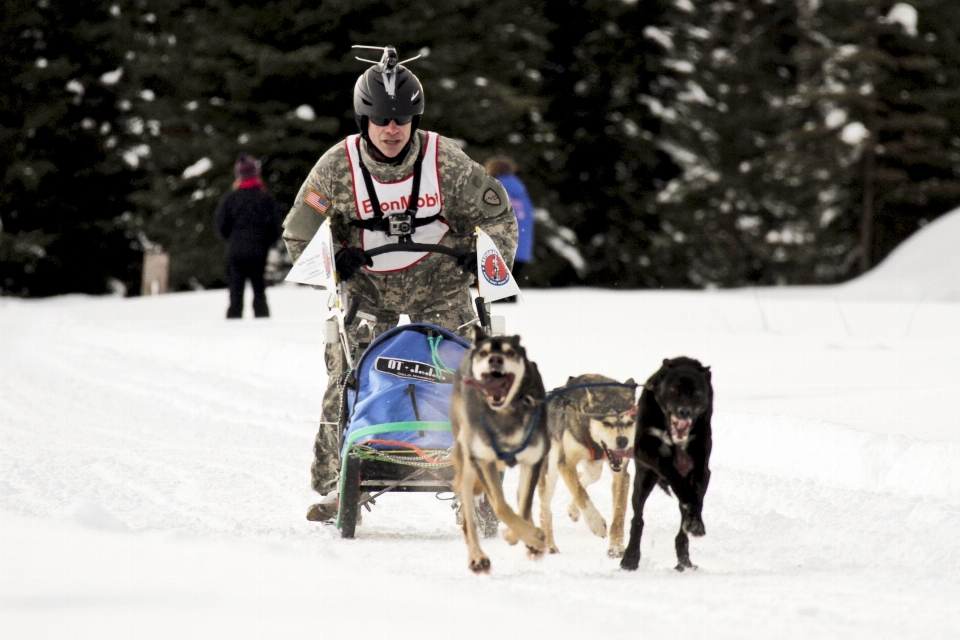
[387,213,413,236]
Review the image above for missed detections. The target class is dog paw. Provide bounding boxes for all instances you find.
[674,561,698,572]
[520,527,546,550]
[607,544,625,559]
[583,506,607,538]
[469,555,491,574]
[682,513,706,537]
[501,526,520,546]
[620,554,640,571]
[567,501,580,522]
[527,545,545,560]
[548,544,560,554]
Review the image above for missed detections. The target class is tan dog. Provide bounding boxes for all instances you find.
[450,328,549,573]
[538,374,637,558]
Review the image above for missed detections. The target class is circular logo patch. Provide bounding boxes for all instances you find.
[481,250,509,286]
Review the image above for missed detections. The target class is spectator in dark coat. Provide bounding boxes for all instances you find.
[214,155,283,319]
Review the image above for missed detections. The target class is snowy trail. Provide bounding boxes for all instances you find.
[3,286,960,638]
[1,293,325,537]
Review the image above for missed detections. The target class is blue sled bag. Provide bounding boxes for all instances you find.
[340,323,470,455]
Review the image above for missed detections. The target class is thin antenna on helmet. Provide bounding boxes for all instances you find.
[352,45,394,67]
[352,45,422,68]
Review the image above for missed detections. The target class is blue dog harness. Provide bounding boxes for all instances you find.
[475,381,638,462]
[477,403,544,462]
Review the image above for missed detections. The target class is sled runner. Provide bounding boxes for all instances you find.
[329,243,509,538]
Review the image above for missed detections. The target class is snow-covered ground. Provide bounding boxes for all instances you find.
[4,211,960,639]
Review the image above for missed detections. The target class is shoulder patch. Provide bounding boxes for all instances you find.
[483,188,502,206]
[304,189,330,214]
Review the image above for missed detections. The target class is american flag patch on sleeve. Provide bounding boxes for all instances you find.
[304,189,331,214]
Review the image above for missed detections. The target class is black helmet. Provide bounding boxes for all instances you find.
[353,45,424,132]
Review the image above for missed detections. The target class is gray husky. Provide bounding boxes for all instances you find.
[538,374,637,557]
[450,327,549,574]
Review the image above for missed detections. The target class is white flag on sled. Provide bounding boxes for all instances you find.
[475,227,521,302]
[285,219,337,290]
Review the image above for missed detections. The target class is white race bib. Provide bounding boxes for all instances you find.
[345,132,448,272]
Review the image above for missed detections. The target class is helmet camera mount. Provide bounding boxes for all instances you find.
[353,45,422,99]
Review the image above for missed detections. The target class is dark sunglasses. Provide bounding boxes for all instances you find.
[369,115,414,126]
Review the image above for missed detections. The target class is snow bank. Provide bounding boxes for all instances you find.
[714,414,960,500]
[839,206,960,301]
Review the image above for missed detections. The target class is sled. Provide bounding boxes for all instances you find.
[330,243,503,539]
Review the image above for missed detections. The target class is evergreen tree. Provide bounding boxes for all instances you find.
[1,1,142,296]
[786,0,960,275]
[110,0,352,290]
[539,0,679,288]
[653,0,810,287]
[11,1,960,297]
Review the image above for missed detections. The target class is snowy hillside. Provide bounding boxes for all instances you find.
[3,228,960,638]
[838,205,960,301]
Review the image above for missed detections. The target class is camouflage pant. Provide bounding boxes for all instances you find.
[310,276,477,495]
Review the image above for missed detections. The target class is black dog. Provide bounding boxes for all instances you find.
[621,357,713,572]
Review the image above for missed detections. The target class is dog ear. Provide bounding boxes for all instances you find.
[624,377,635,385]
[508,335,526,359]
[566,375,575,384]
[472,325,488,344]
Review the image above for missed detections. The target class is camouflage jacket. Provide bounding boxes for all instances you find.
[282,131,519,300]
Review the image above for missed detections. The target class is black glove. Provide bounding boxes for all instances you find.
[457,251,478,274]
[335,247,373,281]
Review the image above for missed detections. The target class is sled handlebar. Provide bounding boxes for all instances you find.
[344,242,490,330]
[364,243,467,260]
[344,296,361,326]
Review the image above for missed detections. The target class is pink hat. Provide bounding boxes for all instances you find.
[234,154,261,179]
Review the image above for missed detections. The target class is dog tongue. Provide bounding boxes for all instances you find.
[464,374,514,398]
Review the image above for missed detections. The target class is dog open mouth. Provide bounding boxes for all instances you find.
[464,372,516,407]
[670,416,692,443]
[602,445,634,472]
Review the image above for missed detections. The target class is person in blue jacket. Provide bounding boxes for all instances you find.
[485,156,533,292]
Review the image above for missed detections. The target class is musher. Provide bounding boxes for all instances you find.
[282,46,519,522]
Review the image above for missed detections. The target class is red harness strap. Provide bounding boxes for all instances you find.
[583,435,604,462]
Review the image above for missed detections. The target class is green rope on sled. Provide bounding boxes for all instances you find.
[335,421,452,529]
[427,335,457,380]
[352,446,452,468]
